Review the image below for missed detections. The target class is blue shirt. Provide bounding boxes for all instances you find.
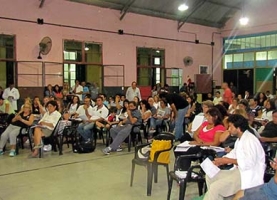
[82,86,89,100]
[263,177,277,200]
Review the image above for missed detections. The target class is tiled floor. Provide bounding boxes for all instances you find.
[0,142,199,200]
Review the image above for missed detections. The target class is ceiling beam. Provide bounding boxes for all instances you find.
[178,0,208,31]
[207,0,241,10]
[120,0,136,20]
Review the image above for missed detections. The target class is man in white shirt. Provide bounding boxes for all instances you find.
[71,80,83,101]
[204,114,265,200]
[213,91,222,105]
[2,83,20,111]
[76,96,108,142]
[125,81,141,101]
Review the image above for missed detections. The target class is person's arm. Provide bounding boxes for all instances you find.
[219,130,231,143]
[260,137,277,142]
[5,101,10,113]
[127,110,138,125]
[75,86,83,95]
[2,89,8,100]
[170,103,177,119]
[192,124,204,143]
[137,88,141,100]
[213,157,238,166]
[13,89,20,100]
[18,114,34,126]
[271,158,277,183]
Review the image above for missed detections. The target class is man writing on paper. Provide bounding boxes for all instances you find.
[203,114,265,200]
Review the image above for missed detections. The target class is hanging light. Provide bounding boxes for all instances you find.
[178,3,189,11]
[239,16,249,25]
[239,0,249,25]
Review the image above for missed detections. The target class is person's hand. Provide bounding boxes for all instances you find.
[270,158,277,170]
[259,137,268,142]
[213,157,228,166]
[225,147,232,153]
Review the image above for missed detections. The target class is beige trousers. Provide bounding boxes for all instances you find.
[204,168,241,200]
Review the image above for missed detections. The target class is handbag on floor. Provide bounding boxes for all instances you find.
[73,140,95,154]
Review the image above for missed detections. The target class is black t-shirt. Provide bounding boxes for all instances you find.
[261,122,277,138]
[11,112,31,128]
[165,93,189,110]
[32,104,40,114]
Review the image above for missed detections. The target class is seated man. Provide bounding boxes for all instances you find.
[102,101,142,155]
[204,114,265,200]
[259,110,277,143]
[76,96,108,142]
[234,157,277,200]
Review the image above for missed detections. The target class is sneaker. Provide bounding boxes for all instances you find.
[149,129,156,134]
[43,144,52,152]
[116,148,123,152]
[102,147,112,155]
[9,150,16,157]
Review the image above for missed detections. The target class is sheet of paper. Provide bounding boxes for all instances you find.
[200,158,220,179]
[191,115,205,132]
[177,141,196,148]
[201,146,225,153]
[174,146,191,152]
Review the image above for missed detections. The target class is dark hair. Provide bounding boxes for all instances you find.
[160,98,168,105]
[272,109,277,115]
[239,99,249,107]
[206,107,223,126]
[214,104,228,117]
[129,101,137,107]
[266,99,276,111]
[159,92,168,99]
[46,100,59,111]
[140,99,151,110]
[221,101,230,110]
[68,95,80,110]
[109,106,117,113]
[53,84,61,92]
[227,114,250,132]
[215,91,220,94]
[122,99,129,113]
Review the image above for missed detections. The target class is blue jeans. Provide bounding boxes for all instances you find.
[175,106,189,140]
[77,122,95,141]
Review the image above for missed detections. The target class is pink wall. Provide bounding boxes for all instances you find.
[0,0,222,87]
[222,0,277,37]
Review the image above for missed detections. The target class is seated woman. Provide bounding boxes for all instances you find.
[32,100,61,157]
[118,99,129,120]
[139,100,152,123]
[66,95,80,117]
[149,98,171,134]
[44,84,55,97]
[0,103,34,157]
[53,84,63,99]
[175,107,226,170]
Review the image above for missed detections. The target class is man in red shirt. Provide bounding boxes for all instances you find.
[222,82,232,105]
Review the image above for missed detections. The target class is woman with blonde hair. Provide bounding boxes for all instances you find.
[0,103,34,156]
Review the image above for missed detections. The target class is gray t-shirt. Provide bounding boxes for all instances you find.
[125,109,142,125]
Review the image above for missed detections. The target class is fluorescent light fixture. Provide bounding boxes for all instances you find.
[178,3,189,11]
[156,50,160,53]
[239,17,249,25]
[84,47,89,51]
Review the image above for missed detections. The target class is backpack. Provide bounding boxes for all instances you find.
[73,140,95,154]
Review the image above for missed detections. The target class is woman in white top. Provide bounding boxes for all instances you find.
[228,98,239,114]
[261,99,275,121]
[66,95,80,116]
[32,100,61,157]
[139,100,152,123]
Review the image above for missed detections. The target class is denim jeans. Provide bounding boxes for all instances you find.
[77,122,95,140]
[240,184,269,200]
[175,106,189,140]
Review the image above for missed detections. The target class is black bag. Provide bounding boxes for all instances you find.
[73,140,95,154]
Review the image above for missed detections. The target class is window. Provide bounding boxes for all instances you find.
[63,40,103,88]
[137,47,165,86]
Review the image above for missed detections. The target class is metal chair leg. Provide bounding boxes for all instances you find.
[147,163,153,196]
[130,161,136,186]
[167,175,173,200]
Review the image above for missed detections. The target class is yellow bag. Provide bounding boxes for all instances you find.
[149,140,171,164]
